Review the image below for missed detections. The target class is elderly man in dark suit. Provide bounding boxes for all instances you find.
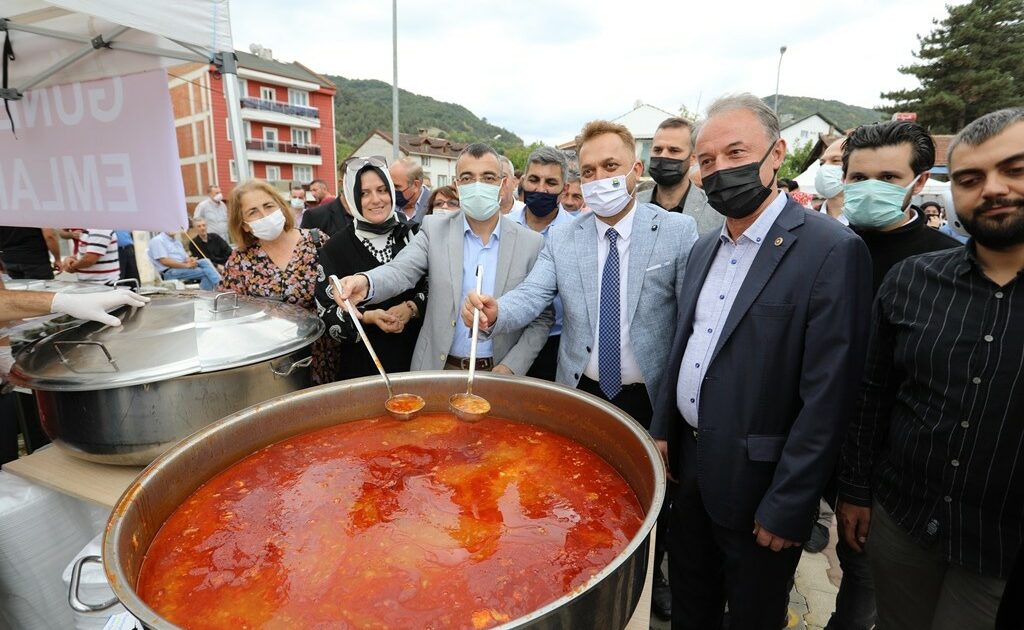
[650,93,873,630]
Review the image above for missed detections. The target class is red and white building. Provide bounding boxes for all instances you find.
[169,46,337,213]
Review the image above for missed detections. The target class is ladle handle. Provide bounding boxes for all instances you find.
[467,264,484,395]
[330,275,394,399]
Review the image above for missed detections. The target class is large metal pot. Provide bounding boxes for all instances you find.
[10,290,324,465]
[92,372,665,629]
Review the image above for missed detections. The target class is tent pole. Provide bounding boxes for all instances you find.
[216,51,250,183]
[15,25,129,93]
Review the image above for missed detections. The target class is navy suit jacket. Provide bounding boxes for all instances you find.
[650,198,873,542]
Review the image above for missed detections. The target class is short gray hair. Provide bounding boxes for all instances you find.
[524,145,568,183]
[499,155,515,179]
[565,157,581,183]
[947,107,1024,167]
[394,156,424,181]
[698,93,781,145]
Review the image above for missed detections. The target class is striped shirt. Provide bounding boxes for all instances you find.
[75,230,120,283]
[839,245,1024,578]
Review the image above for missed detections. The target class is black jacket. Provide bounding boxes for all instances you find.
[300,197,353,238]
[188,232,232,267]
[851,208,961,292]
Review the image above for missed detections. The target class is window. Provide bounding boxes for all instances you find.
[421,155,431,166]
[245,121,252,141]
[437,174,447,186]
[291,128,311,146]
[226,118,251,143]
[266,165,281,181]
[237,79,248,97]
[229,160,238,182]
[264,127,279,151]
[226,117,232,141]
[260,86,276,102]
[801,130,812,138]
[293,165,313,183]
[288,89,309,107]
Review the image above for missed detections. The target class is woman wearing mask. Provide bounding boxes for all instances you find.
[314,158,426,381]
[427,185,460,215]
[220,179,339,385]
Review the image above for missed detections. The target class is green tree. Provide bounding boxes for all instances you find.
[778,140,814,181]
[503,142,544,172]
[879,0,1024,132]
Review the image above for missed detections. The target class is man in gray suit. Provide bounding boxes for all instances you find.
[390,157,430,226]
[335,143,551,375]
[638,117,724,236]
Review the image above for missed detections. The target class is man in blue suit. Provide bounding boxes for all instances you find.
[649,94,873,630]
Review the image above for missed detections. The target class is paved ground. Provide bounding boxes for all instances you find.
[649,520,842,629]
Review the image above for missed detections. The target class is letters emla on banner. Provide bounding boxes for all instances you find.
[0,69,188,232]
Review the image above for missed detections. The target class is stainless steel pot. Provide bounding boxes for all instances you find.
[10,290,323,465]
[89,372,665,629]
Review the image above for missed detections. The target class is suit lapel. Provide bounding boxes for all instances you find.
[494,217,516,295]
[709,202,802,365]
[575,216,599,330]
[626,205,658,323]
[448,216,464,308]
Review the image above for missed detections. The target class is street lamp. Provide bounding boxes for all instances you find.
[391,0,400,160]
[774,45,787,115]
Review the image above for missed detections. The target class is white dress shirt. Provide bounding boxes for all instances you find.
[584,206,644,385]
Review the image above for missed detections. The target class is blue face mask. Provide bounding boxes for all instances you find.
[842,176,919,228]
[458,182,501,221]
[524,190,560,218]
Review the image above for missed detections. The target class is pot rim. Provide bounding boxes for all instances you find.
[103,373,666,629]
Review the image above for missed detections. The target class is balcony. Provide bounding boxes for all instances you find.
[243,139,323,166]
[240,96,318,119]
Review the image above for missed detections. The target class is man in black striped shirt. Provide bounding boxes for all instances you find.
[839,107,1024,629]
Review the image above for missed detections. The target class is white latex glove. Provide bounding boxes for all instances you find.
[0,345,13,383]
[50,289,150,327]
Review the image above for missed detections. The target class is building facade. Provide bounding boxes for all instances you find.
[348,130,466,188]
[779,113,841,155]
[169,48,337,213]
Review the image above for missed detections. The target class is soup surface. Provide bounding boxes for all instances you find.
[137,413,644,629]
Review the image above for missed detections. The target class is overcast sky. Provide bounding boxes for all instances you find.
[231,0,963,145]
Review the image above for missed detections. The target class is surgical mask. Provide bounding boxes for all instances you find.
[814,164,845,199]
[702,143,777,219]
[581,168,635,218]
[393,187,409,209]
[289,198,305,209]
[648,157,688,187]
[458,182,501,221]
[842,176,918,229]
[524,190,560,218]
[213,193,224,203]
[247,209,287,241]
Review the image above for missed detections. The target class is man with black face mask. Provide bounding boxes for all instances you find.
[650,93,873,630]
[639,117,723,236]
[840,107,1024,630]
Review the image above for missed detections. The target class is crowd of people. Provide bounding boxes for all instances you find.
[0,93,1021,630]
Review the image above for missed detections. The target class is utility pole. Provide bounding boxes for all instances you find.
[774,46,788,115]
[391,0,400,161]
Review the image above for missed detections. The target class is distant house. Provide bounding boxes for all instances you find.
[168,46,337,213]
[348,130,467,188]
[557,101,679,168]
[780,113,842,154]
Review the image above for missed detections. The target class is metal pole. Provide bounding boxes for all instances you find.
[217,51,251,182]
[774,46,787,114]
[391,0,400,161]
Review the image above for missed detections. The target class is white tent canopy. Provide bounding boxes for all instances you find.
[2,0,248,179]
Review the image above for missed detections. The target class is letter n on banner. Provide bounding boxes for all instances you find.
[0,70,187,232]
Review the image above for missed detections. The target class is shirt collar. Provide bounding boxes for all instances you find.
[594,204,637,242]
[463,214,502,245]
[719,192,788,245]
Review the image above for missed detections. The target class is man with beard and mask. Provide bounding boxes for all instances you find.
[333,143,551,375]
[839,107,1024,630]
[389,158,430,225]
[815,136,850,225]
[507,146,574,382]
[638,117,723,236]
[649,93,873,630]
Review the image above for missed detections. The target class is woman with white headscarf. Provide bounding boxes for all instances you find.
[313,157,426,382]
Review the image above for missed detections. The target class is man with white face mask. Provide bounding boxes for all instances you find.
[194,185,231,242]
[334,143,551,375]
[815,136,849,225]
[148,229,221,290]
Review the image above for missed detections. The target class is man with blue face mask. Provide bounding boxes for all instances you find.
[841,121,960,291]
[333,144,551,375]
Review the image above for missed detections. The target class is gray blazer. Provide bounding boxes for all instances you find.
[365,211,552,374]
[638,183,723,236]
[491,202,699,405]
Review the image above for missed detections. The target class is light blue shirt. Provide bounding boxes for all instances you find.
[508,206,573,336]
[450,217,501,358]
[676,193,789,427]
[148,232,189,274]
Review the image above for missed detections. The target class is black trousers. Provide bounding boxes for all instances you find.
[576,375,652,429]
[668,431,802,630]
[4,262,53,280]
[526,334,560,382]
[118,245,140,283]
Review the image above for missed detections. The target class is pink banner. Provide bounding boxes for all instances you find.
[0,70,187,232]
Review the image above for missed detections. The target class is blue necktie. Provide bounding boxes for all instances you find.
[599,228,622,399]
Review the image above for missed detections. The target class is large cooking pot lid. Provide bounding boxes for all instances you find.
[11,290,324,391]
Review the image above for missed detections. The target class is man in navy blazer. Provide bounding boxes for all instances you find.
[650,94,873,630]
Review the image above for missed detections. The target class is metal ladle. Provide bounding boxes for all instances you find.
[330,275,424,420]
[449,265,491,422]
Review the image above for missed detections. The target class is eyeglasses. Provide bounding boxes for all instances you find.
[457,173,503,185]
[433,198,460,209]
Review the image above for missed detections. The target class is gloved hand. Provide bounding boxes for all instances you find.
[50,289,151,327]
[0,345,13,384]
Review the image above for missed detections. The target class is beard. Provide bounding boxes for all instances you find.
[957,197,1024,249]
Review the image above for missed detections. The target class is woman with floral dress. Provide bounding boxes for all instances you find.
[220,179,339,385]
